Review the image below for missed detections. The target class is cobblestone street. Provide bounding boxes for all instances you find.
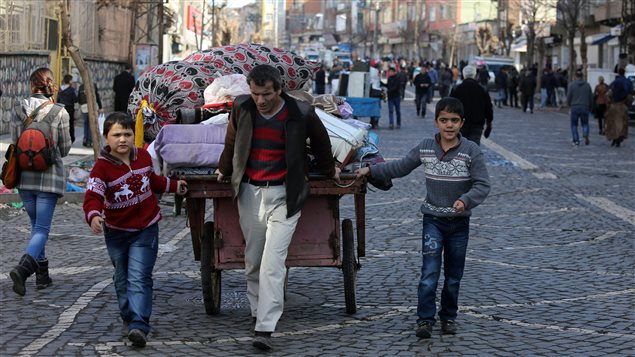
[1,94,634,356]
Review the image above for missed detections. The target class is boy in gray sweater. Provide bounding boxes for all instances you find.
[356,97,490,338]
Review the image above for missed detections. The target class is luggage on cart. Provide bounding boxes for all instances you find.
[314,108,366,165]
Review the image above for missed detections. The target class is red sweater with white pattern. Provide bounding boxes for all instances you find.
[83,147,177,232]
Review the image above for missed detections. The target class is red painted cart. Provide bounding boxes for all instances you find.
[182,174,366,315]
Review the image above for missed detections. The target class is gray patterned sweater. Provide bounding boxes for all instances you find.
[370,134,490,217]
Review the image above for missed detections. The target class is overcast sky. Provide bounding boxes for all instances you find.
[225,0,255,8]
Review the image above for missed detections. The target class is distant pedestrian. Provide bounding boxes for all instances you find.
[386,67,402,129]
[494,68,508,108]
[9,68,71,297]
[314,65,326,95]
[113,64,136,113]
[566,70,593,145]
[604,68,633,147]
[439,65,452,98]
[593,76,609,135]
[413,66,432,118]
[57,74,78,142]
[519,70,537,113]
[427,65,438,103]
[83,112,188,347]
[477,65,489,91]
[354,97,490,340]
[450,65,494,145]
[398,67,409,100]
[507,69,520,108]
[78,82,103,147]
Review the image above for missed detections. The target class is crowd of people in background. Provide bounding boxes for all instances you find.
[312,53,632,148]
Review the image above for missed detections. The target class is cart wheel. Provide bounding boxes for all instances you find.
[342,219,357,314]
[201,221,221,315]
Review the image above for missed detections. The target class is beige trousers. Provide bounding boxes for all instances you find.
[237,182,301,332]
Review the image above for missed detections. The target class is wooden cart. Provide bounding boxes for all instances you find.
[183,174,366,315]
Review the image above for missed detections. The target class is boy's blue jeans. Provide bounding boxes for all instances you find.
[417,215,470,325]
[19,190,59,261]
[105,223,159,334]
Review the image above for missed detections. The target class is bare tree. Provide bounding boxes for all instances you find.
[556,0,590,81]
[60,0,101,159]
[515,0,555,91]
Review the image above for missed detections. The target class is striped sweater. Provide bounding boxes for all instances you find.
[369,134,490,217]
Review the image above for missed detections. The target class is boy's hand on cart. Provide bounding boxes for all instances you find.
[176,180,188,195]
[354,166,370,179]
[333,167,341,183]
[90,216,104,235]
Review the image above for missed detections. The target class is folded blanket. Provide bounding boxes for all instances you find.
[154,124,228,172]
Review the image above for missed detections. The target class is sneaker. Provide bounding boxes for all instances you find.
[584,136,590,145]
[441,320,457,335]
[253,332,272,350]
[128,329,147,347]
[415,321,433,338]
[573,141,580,146]
[389,124,394,130]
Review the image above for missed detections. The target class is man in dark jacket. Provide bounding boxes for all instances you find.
[314,65,326,94]
[413,66,432,117]
[112,64,136,112]
[57,74,77,142]
[216,64,339,351]
[519,69,537,113]
[450,65,493,145]
[386,67,402,129]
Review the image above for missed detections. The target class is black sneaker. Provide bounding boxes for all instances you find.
[253,331,272,350]
[128,329,147,347]
[415,321,433,338]
[584,136,590,145]
[441,320,457,335]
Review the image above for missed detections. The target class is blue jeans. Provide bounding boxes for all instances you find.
[105,223,159,334]
[417,215,470,325]
[19,190,59,261]
[570,107,590,144]
[387,97,401,126]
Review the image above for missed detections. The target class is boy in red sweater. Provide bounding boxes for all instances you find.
[83,112,187,347]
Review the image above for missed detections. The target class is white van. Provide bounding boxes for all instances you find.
[472,56,515,90]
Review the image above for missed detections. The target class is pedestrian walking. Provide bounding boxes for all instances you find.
[215,64,340,351]
[112,64,136,113]
[427,65,438,103]
[386,66,403,129]
[566,70,593,145]
[477,65,489,91]
[78,82,103,147]
[57,74,78,142]
[507,69,520,108]
[450,65,494,145]
[9,68,72,297]
[593,76,609,135]
[314,65,326,95]
[494,67,508,108]
[604,68,633,147]
[413,66,432,118]
[354,97,490,339]
[438,64,452,98]
[519,69,537,113]
[398,67,409,100]
[83,112,188,347]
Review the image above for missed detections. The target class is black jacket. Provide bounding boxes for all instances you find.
[450,78,493,128]
[112,71,136,112]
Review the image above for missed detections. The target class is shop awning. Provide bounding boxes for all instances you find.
[592,34,615,45]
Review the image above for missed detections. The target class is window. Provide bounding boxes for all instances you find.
[440,4,447,19]
[429,6,436,22]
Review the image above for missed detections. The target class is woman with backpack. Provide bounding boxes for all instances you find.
[9,68,72,297]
